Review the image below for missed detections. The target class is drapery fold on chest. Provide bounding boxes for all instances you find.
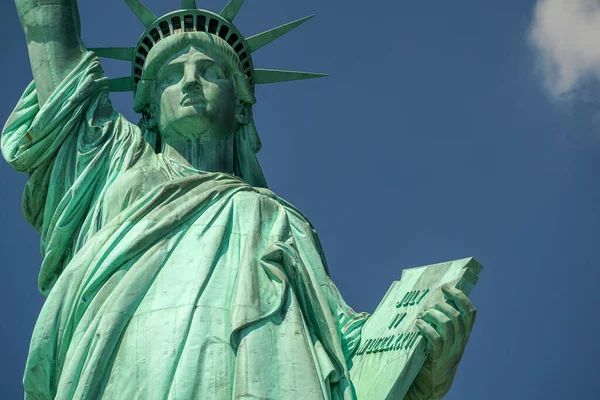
[24,173,250,399]
[1,52,145,294]
[22,174,361,399]
[230,192,369,399]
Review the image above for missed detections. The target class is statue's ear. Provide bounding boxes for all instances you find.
[141,107,151,124]
[141,103,158,129]
[235,102,250,125]
[139,105,161,152]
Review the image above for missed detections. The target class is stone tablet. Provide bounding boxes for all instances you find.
[349,257,483,399]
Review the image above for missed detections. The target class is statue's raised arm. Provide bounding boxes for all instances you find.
[15,0,85,105]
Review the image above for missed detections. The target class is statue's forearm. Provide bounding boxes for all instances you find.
[15,0,86,106]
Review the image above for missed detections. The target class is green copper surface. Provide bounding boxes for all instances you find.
[4,1,481,399]
[246,15,315,53]
[181,0,197,9]
[89,47,135,61]
[124,0,157,27]
[107,76,135,92]
[253,69,329,84]
[220,0,245,22]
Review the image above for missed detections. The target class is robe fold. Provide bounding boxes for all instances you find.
[2,52,369,400]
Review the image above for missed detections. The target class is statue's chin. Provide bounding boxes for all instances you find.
[160,119,233,145]
[158,103,236,144]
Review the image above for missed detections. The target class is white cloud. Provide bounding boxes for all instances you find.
[530,0,600,98]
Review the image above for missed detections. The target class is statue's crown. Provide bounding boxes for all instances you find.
[92,0,325,95]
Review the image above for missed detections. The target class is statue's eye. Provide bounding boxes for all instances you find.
[203,66,225,81]
[160,67,183,86]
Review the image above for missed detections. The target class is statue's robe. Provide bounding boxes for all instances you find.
[2,53,368,400]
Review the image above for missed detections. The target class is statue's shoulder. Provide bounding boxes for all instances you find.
[234,186,316,230]
[228,185,286,210]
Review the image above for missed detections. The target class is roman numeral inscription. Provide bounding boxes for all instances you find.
[354,331,421,356]
[388,312,407,330]
[356,288,430,358]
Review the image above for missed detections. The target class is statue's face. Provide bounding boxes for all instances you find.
[154,46,237,143]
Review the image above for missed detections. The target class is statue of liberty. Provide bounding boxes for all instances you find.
[2,0,478,399]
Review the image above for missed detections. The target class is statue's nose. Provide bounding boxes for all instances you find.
[183,66,202,91]
[183,76,202,92]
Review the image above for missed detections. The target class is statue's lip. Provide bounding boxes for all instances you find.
[181,94,207,106]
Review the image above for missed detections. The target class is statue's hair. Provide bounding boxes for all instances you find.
[134,32,257,114]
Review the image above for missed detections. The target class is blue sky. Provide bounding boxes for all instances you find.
[1,0,599,398]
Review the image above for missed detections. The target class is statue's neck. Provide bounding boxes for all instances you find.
[161,134,235,175]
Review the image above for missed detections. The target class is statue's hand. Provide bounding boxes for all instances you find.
[407,284,477,400]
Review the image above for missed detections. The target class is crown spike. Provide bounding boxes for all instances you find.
[247,15,314,53]
[89,47,135,61]
[108,77,135,92]
[220,0,245,22]
[124,0,157,27]
[254,69,328,85]
[182,0,197,9]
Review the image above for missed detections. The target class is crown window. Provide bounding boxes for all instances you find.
[160,21,171,37]
[184,15,195,32]
[172,16,182,33]
[197,15,206,32]
[219,25,230,40]
[208,19,219,34]
[150,28,160,43]
[143,37,152,47]
[227,33,239,46]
